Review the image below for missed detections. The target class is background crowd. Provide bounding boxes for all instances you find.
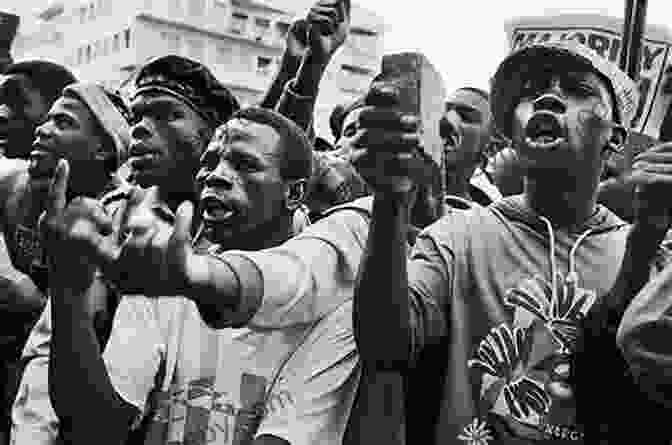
[0,1,671,444]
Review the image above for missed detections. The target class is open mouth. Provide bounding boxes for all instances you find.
[200,196,238,223]
[128,145,160,171]
[525,112,566,150]
[441,120,462,150]
[28,142,58,177]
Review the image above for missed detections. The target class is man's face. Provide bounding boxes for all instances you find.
[195,118,287,242]
[0,74,50,158]
[127,91,210,194]
[442,89,492,172]
[510,64,615,178]
[333,106,364,159]
[30,95,104,193]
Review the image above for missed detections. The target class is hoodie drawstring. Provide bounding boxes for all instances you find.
[538,215,595,293]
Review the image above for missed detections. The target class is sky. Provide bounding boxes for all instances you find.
[354,0,672,92]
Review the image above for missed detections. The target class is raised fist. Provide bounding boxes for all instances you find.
[348,86,429,196]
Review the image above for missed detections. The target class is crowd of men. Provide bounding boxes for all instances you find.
[2,0,672,444]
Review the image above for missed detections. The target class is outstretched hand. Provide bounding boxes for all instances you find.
[113,199,197,297]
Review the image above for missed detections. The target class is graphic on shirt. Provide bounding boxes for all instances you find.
[458,418,494,445]
[467,273,596,441]
[144,372,292,445]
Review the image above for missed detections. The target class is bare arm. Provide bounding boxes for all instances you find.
[353,195,413,370]
[50,281,138,445]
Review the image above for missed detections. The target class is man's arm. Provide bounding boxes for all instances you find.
[50,281,138,444]
[186,206,371,329]
[275,0,350,133]
[611,142,672,407]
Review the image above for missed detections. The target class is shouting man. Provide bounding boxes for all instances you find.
[351,39,672,444]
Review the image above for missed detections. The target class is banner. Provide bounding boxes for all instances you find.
[505,14,672,140]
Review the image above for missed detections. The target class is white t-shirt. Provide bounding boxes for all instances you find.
[103,295,358,445]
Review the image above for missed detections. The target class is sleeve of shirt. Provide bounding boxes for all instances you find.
[617,258,672,407]
[102,296,166,414]
[406,230,452,365]
[255,301,360,445]
[218,208,370,329]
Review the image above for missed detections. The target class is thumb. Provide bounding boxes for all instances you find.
[172,201,194,246]
[46,159,69,215]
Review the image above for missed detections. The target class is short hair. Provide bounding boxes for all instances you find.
[4,60,77,108]
[228,107,313,181]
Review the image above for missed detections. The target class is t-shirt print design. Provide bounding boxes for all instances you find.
[145,371,288,445]
[465,272,597,443]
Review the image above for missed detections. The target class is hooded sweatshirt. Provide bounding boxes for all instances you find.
[403,194,631,444]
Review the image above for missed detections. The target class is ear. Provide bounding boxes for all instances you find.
[284,178,308,211]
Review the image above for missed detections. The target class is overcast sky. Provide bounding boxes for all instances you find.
[355,0,672,92]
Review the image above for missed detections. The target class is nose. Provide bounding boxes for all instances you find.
[204,162,235,190]
[533,93,567,114]
[130,118,152,141]
[34,119,54,141]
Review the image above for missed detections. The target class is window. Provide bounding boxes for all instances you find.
[85,44,92,63]
[124,28,131,49]
[161,31,180,54]
[113,33,121,52]
[351,27,377,37]
[88,2,95,20]
[341,64,372,76]
[94,40,102,58]
[253,17,270,41]
[79,7,87,24]
[215,45,232,64]
[188,0,205,16]
[186,38,205,62]
[77,46,84,65]
[349,27,378,54]
[102,37,110,57]
[230,12,248,34]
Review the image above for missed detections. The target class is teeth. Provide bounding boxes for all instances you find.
[525,136,565,150]
[204,208,235,221]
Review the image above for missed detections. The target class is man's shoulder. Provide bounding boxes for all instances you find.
[320,196,373,219]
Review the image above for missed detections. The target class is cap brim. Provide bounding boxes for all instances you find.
[491,44,605,139]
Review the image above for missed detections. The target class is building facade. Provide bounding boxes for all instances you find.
[12,0,385,139]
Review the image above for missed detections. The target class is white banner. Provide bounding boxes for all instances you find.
[505,14,672,139]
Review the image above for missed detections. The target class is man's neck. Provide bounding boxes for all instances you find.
[523,172,599,228]
[445,165,477,201]
[202,212,295,252]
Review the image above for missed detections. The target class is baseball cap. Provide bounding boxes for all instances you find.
[491,39,639,139]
